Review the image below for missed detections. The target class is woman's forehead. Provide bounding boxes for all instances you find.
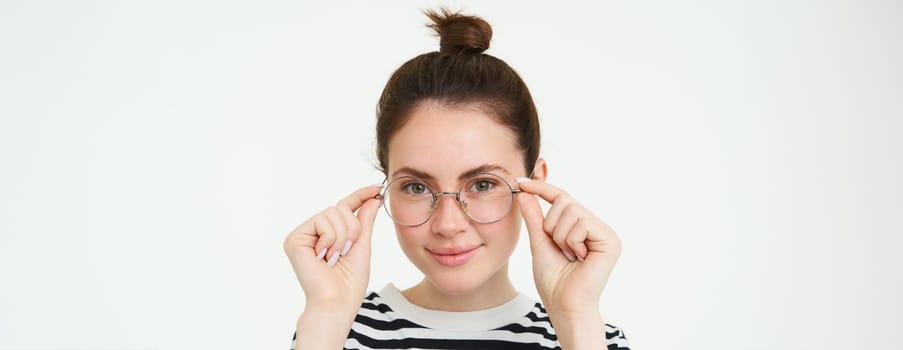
[386,105,522,179]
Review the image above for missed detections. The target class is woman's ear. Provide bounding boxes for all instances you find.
[531,158,548,182]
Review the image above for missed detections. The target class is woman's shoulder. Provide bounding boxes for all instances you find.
[531,300,631,349]
[602,322,631,349]
[358,289,393,313]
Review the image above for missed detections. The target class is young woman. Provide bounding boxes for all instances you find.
[285,9,630,350]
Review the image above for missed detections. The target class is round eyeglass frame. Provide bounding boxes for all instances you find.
[375,172,523,227]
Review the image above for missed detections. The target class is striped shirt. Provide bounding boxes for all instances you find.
[291,283,630,349]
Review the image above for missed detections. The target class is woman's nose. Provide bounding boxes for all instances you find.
[429,193,469,236]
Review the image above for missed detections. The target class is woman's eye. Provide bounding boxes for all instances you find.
[470,180,495,192]
[404,182,428,195]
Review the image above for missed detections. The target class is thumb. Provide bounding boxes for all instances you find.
[516,191,553,255]
[355,196,382,247]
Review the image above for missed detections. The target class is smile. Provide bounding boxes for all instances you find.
[427,245,482,267]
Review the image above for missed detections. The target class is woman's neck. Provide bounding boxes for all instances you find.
[401,265,518,312]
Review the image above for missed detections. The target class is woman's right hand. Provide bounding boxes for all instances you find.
[283,185,383,314]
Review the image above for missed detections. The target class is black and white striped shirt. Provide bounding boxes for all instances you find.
[291,284,630,349]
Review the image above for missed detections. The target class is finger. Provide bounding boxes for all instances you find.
[286,218,316,248]
[312,214,337,260]
[341,205,362,238]
[283,219,318,258]
[566,218,590,260]
[516,179,569,206]
[337,185,383,213]
[552,205,580,260]
[323,207,348,262]
[586,223,623,260]
[544,199,575,238]
[355,196,383,247]
[326,184,381,258]
[515,191,552,254]
[337,206,360,256]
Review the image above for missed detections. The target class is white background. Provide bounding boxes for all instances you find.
[1,0,900,349]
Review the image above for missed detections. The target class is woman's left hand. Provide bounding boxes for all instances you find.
[515,179,622,317]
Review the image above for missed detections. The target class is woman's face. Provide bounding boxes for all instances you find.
[385,101,527,295]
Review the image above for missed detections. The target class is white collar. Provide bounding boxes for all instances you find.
[377,283,537,331]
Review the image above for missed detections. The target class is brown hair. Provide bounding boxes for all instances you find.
[375,8,540,176]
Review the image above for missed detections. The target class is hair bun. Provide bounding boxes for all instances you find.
[425,8,492,56]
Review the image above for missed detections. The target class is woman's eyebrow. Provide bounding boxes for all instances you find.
[392,164,510,181]
[458,164,509,181]
[391,164,510,182]
[392,167,434,181]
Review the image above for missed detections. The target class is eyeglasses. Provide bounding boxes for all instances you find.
[377,173,522,227]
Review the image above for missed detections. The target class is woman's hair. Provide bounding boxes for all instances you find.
[375,8,540,176]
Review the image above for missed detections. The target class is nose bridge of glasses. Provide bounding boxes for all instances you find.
[431,191,465,210]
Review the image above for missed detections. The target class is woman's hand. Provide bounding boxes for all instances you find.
[283,185,383,314]
[515,179,622,318]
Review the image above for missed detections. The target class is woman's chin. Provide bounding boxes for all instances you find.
[425,272,484,296]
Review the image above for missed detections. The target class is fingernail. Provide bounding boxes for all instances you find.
[562,249,576,262]
[516,177,531,183]
[316,248,327,260]
[340,240,353,256]
[371,183,384,188]
[327,251,340,266]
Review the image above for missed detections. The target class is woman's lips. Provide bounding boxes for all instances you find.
[428,245,481,267]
